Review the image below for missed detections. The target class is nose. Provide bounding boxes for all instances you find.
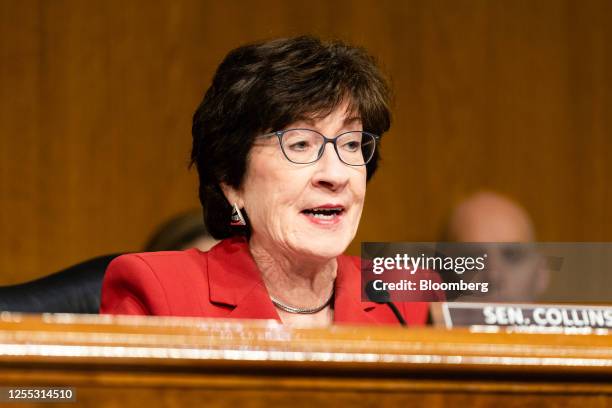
[311,142,350,191]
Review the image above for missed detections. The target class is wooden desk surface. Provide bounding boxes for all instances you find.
[0,313,610,407]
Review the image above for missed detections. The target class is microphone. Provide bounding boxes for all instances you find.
[365,280,407,326]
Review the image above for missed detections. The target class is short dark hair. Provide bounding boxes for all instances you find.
[191,36,392,239]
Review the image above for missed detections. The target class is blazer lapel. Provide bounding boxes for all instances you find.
[227,284,280,319]
[334,255,382,324]
[207,237,280,321]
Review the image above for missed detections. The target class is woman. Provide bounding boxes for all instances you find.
[100,36,429,326]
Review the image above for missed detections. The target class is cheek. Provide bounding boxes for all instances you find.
[241,150,300,225]
[242,176,282,222]
[352,171,367,205]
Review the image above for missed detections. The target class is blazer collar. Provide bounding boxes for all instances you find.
[207,237,381,323]
[207,237,279,319]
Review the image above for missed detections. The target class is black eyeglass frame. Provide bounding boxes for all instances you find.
[257,128,381,166]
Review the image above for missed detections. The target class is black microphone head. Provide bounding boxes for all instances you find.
[365,280,390,303]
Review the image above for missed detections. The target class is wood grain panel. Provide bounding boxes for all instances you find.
[0,315,610,407]
[0,0,610,286]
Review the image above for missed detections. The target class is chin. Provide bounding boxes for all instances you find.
[289,211,359,257]
[293,231,353,260]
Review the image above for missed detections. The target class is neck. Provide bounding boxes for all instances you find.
[249,235,337,308]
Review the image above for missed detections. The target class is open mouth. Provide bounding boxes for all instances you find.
[301,206,345,221]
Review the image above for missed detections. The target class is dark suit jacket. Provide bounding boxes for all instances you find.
[100,237,429,325]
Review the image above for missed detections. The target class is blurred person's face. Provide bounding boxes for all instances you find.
[479,244,547,302]
[223,100,367,261]
[450,193,548,302]
[451,205,533,243]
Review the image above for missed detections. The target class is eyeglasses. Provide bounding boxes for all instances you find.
[258,128,380,166]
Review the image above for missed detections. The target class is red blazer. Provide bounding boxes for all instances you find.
[100,237,429,326]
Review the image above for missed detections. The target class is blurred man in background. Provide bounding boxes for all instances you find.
[442,191,549,302]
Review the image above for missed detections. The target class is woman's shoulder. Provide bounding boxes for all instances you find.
[99,237,251,316]
[106,237,245,277]
[109,249,206,271]
[101,247,217,314]
[101,238,249,308]
[105,249,209,288]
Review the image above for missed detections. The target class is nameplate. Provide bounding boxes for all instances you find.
[440,302,612,334]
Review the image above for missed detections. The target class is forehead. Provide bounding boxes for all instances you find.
[290,100,362,128]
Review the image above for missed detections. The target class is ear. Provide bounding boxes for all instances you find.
[220,182,244,208]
